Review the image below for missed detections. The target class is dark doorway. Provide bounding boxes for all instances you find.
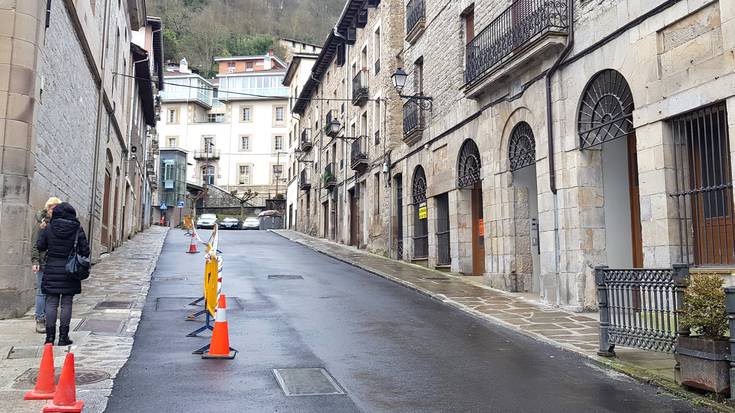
[471,184,485,275]
[436,193,451,266]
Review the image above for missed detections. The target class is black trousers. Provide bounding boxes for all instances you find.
[45,294,74,330]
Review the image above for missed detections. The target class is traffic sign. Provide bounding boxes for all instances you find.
[177,201,185,208]
[159,202,168,211]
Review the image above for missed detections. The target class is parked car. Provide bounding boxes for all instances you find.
[219,217,241,230]
[196,214,218,229]
[242,217,260,230]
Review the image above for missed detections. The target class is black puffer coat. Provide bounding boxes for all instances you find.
[37,203,90,295]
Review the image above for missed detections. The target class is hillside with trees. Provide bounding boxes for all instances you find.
[149,0,344,76]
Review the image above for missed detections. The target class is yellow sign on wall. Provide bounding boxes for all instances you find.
[418,203,427,220]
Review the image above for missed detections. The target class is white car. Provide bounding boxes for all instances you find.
[242,217,260,230]
[196,214,218,229]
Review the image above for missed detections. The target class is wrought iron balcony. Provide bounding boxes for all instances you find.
[403,100,425,144]
[406,0,425,43]
[299,169,311,190]
[299,129,313,152]
[350,136,368,172]
[352,70,369,107]
[193,149,221,160]
[464,0,569,88]
[323,162,337,189]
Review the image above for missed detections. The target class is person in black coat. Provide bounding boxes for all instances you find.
[37,202,90,345]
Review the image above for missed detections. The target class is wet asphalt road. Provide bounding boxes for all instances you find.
[106,230,707,413]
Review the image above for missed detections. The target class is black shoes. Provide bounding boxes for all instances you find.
[57,326,73,346]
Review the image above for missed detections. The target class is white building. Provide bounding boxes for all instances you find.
[158,53,290,207]
[283,52,320,229]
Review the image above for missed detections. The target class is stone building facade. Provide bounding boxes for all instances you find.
[289,0,735,312]
[291,0,405,256]
[0,0,162,318]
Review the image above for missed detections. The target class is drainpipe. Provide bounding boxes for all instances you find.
[88,0,112,256]
[545,0,574,302]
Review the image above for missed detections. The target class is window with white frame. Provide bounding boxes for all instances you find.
[242,107,252,122]
[275,106,284,122]
[272,164,284,183]
[274,135,284,151]
[238,165,251,185]
[202,165,215,185]
[240,136,251,152]
[167,136,178,148]
[207,113,225,123]
[167,109,178,124]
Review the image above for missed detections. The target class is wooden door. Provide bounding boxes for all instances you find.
[691,135,735,265]
[471,185,485,275]
[396,177,404,259]
[101,172,111,248]
[350,190,358,246]
[627,133,643,267]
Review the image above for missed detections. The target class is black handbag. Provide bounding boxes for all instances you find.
[65,228,91,280]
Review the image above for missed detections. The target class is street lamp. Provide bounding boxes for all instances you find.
[391,67,433,111]
[391,68,408,93]
[328,118,341,136]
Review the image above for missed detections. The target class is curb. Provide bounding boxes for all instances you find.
[272,230,735,413]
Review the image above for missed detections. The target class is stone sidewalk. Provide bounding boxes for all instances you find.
[273,230,690,399]
[0,226,168,413]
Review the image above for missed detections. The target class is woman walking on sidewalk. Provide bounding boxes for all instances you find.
[37,202,90,346]
[31,197,62,334]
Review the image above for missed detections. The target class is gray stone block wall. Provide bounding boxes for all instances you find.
[34,0,98,235]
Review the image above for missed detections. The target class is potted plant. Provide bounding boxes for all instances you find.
[677,273,730,394]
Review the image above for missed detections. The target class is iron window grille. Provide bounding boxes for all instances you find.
[403,100,425,139]
[508,122,536,171]
[457,139,482,188]
[669,103,734,266]
[412,166,429,259]
[578,69,635,150]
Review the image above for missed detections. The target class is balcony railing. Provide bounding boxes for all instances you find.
[299,129,313,152]
[323,162,337,189]
[352,70,369,107]
[403,100,425,143]
[299,169,311,190]
[350,136,368,172]
[406,0,426,41]
[465,0,569,86]
[193,149,221,160]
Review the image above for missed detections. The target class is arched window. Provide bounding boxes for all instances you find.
[457,139,482,188]
[202,165,215,185]
[508,122,536,171]
[412,166,428,258]
[578,69,634,149]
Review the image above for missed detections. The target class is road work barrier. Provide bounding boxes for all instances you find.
[188,225,221,343]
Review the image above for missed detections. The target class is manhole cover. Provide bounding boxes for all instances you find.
[268,275,304,280]
[156,297,244,311]
[94,301,132,310]
[273,368,345,396]
[13,368,110,388]
[74,319,124,334]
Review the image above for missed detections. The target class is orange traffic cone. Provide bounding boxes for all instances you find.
[187,235,199,254]
[202,294,237,359]
[43,353,84,413]
[24,343,56,400]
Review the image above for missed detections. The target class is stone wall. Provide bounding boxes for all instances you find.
[0,0,46,318]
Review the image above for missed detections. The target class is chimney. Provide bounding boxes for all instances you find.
[264,54,272,71]
[179,58,190,73]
